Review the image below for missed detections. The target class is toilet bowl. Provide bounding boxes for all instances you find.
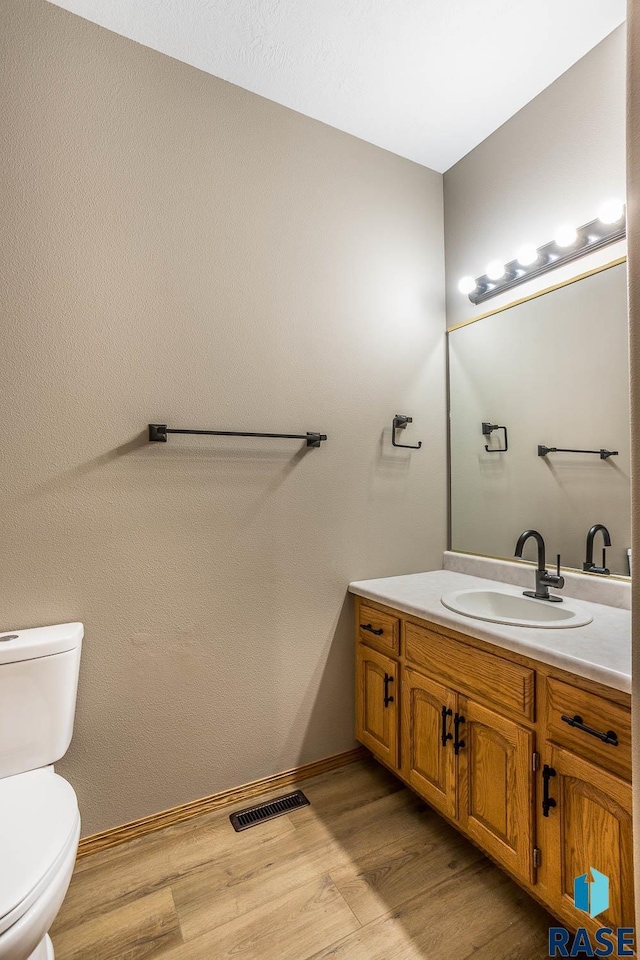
[0,624,83,960]
[0,767,80,960]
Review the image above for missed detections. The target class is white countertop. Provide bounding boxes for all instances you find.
[349,569,631,694]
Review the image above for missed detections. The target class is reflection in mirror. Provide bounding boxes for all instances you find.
[448,261,630,577]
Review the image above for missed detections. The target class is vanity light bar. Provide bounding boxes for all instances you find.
[460,207,626,305]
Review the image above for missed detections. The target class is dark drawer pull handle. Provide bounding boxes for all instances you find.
[542,764,557,817]
[360,623,384,636]
[383,673,394,707]
[453,713,466,755]
[561,714,619,747]
[441,706,453,747]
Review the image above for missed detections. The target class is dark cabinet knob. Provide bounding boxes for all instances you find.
[542,764,557,817]
[441,706,453,747]
[561,714,618,746]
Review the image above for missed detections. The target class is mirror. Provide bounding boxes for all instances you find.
[448,261,630,577]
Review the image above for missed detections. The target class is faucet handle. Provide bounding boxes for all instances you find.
[542,554,565,591]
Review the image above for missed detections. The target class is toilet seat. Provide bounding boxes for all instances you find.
[0,768,79,935]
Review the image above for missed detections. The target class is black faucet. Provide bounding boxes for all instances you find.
[583,524,611,575]
[514,529,565,602]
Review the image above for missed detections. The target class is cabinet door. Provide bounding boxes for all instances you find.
[401,667,457,819]
[457,697,535,884]
[541,745,634,931]
[355,644,398,768]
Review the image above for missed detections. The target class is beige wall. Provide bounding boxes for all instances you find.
[444,26,627,328]
[0,0,446,834]
[449,263,630,574]
[627,0,640,925]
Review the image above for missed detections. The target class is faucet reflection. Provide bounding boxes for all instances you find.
[583,524,612,575]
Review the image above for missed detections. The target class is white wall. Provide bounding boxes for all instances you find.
[444,26,627,328]
[1,0,447,835]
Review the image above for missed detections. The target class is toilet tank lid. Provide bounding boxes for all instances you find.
[0,623,83,666]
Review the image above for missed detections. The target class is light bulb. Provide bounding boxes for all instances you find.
[517,245,538,267]
[598,198,624,224]
[555,225,578,248]
[458,276,477,295]
[486,260,505,281]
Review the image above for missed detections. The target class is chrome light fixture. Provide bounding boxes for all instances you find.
[460,204,626,305]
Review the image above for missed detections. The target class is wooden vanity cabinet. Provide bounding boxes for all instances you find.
[400,669,535,882]
[354,595,634,934]
[355,642,399,769]
[544,676,632,780]
[357,603,400,656]
[537,675,634,933]
[457,697,535,884]
[401,667,457,819]
[539,744,634,933]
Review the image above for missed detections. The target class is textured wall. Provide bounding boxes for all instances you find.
[449,263,630,574]
[626,0,640,927]
[444,26,627,328]
[1,1,446,834]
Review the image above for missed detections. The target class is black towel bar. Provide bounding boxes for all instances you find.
[538,445,618,460]
[149,424,327,448]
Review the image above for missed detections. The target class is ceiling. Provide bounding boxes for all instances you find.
[47,0,625,172]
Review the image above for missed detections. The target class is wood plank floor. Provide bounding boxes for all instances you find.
[51,758,553,960]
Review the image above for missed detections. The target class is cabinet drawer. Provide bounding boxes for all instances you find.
[545,678,631,780]
[405,622,534,721]
[357,604,400,655]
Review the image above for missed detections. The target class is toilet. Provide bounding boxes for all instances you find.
[0,623,83,960]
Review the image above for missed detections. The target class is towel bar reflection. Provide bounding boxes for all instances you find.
[148,424,328,448]
[538,445,618,460]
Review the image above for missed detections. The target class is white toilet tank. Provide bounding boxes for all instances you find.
[0,623,83,780]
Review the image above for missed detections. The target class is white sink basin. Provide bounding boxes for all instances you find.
[441,589,593,629]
